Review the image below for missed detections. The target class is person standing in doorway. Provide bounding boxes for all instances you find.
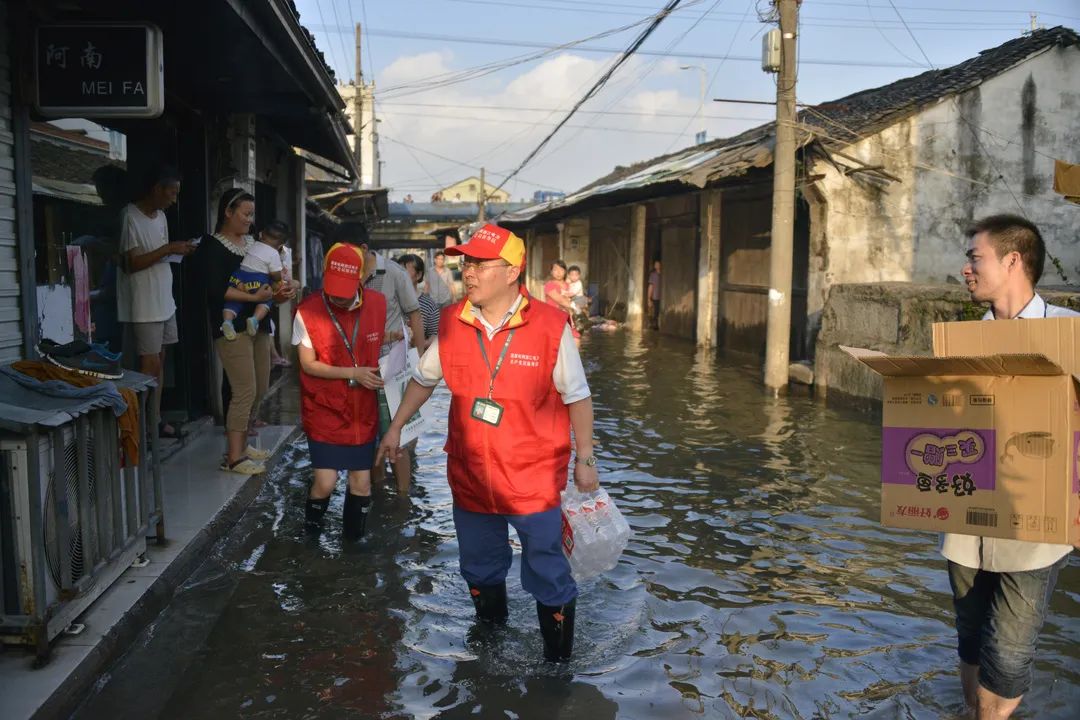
[377,224,599,663]
[647,259,662,330]
[116,165,196,439]
[293,243,386,539]
[949,214,1077,720]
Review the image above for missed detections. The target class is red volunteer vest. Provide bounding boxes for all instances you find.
[439,290,572,515]
[297,289,386,445]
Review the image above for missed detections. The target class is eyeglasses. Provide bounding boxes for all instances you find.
[461,259,511,272]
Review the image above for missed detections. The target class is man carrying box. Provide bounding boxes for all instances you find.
[949,214,1077,719]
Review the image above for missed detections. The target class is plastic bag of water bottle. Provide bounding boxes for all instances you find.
[560,486,631,581]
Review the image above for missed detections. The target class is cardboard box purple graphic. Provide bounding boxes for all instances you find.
[883,428,996,496]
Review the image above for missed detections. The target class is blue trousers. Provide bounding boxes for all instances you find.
[453,505,577,607]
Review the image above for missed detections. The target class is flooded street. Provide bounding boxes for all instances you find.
[75,331,1078,719]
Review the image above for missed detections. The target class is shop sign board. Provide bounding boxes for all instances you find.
[35,23,164,118]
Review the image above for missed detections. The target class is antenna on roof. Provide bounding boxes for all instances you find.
[1024,12,1045,36]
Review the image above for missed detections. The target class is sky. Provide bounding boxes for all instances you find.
[294,0,1080,202]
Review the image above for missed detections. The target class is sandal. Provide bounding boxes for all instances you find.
[246,445,272,461]
[219,457,266,475]
[159,422,182,439]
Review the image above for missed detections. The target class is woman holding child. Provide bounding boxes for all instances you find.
[195,188,295,475]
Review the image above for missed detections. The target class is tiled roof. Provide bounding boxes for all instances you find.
[578,26,1080,195]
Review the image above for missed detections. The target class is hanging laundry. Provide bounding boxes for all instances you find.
[1052,159,1080,204]
[67,245,92,336]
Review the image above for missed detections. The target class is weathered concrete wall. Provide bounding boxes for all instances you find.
[815,282,1080,404]
[807,43,1080,319]
[587,206,632,318]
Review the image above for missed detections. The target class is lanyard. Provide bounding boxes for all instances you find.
[475,328,515,398]
[322,294,361,367]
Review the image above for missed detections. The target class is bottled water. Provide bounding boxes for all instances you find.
[560,487,630,581]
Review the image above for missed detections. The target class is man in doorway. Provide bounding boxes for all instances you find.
[647,259,662,330]
[117,165,197,438]
[950,214,1077,719]
[376,224,599,663]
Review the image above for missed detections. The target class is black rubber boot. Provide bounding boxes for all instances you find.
[537,599,576,663]
[342,492,371,540]
[468,582,509,624]
[304,496,330,531]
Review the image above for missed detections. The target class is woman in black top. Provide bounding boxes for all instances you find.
[195,188,294,474]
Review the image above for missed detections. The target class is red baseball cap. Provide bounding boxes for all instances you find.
[446,224,526,268]
[323,243,365,299]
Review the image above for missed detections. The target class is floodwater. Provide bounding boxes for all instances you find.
[75,331,1078,719]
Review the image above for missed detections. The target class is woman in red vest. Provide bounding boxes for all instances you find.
[378,225,600,662]
[292,243,386,539]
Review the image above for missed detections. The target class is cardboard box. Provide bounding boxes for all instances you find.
[845,344,1080,544]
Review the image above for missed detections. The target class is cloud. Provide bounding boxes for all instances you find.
[373,51,764,202]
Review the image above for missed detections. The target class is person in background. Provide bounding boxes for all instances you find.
[949,214,1078,720]
[543,260,572,312]
[377,224,598,663]
[195,189,295,475]
[565,265,591,330]
[647,259,662,330]
[116,165,196,439]
[396,253,439,353]
[434,250,458,305]
[271,235,301,368]
[293,243,386,539]
[220,222,287,340]
[352,232,424,493]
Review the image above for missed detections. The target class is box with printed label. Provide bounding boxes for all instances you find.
[845,344,1080,544]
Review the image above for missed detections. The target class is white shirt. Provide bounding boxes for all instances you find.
[291,294,362,350]
[281,246,294,285]
[412,295,591,405]
[942,293,1078,572]
[241,240,284,276]
[117,203,174,323]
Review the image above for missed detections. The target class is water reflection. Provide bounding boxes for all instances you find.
[75,331,1078,719]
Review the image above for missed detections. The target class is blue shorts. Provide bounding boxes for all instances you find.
[224,268,271,317]
[948,557,1068,699]
[453,505,576,607]
[307,439,375,471]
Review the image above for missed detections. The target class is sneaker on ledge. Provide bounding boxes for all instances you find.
[43,344,124,380]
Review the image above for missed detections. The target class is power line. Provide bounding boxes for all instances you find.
[327,0,354,81]
[383,109,724,135]
[312,0,344,77]
[886,0,936,68]
[380,99,771,121]
[359,0,376,80]
[492,0,686,194]
[381,134,563,190]
[315,27,937,69]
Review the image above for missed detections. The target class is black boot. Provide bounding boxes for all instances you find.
[304,496,330,531]
[537,599,575,663]
[342,492,371,540]
[468,582,509,624]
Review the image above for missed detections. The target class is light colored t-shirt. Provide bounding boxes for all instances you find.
[364,253,420,340]
[240,241,283,276]
[567,279,584,298]
[412,294,591,404]
[425,264,453,306]
[117,203,174,323]
[941,293,1077,573]
[436,266,457,303]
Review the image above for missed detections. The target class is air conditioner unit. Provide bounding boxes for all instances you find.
[1,414,147,652]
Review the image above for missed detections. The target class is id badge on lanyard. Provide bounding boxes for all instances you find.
[471,328,515,426]
[322,295,361,387]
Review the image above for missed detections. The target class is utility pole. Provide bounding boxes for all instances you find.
[478,166,486,222]
[353,23,363,187]
[679,64,707,144]
[763,0,798,393]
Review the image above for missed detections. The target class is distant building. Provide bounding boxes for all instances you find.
[434,176,510,204]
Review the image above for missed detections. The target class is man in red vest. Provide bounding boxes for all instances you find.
[377,224,599,662]
[293,243,386,539]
